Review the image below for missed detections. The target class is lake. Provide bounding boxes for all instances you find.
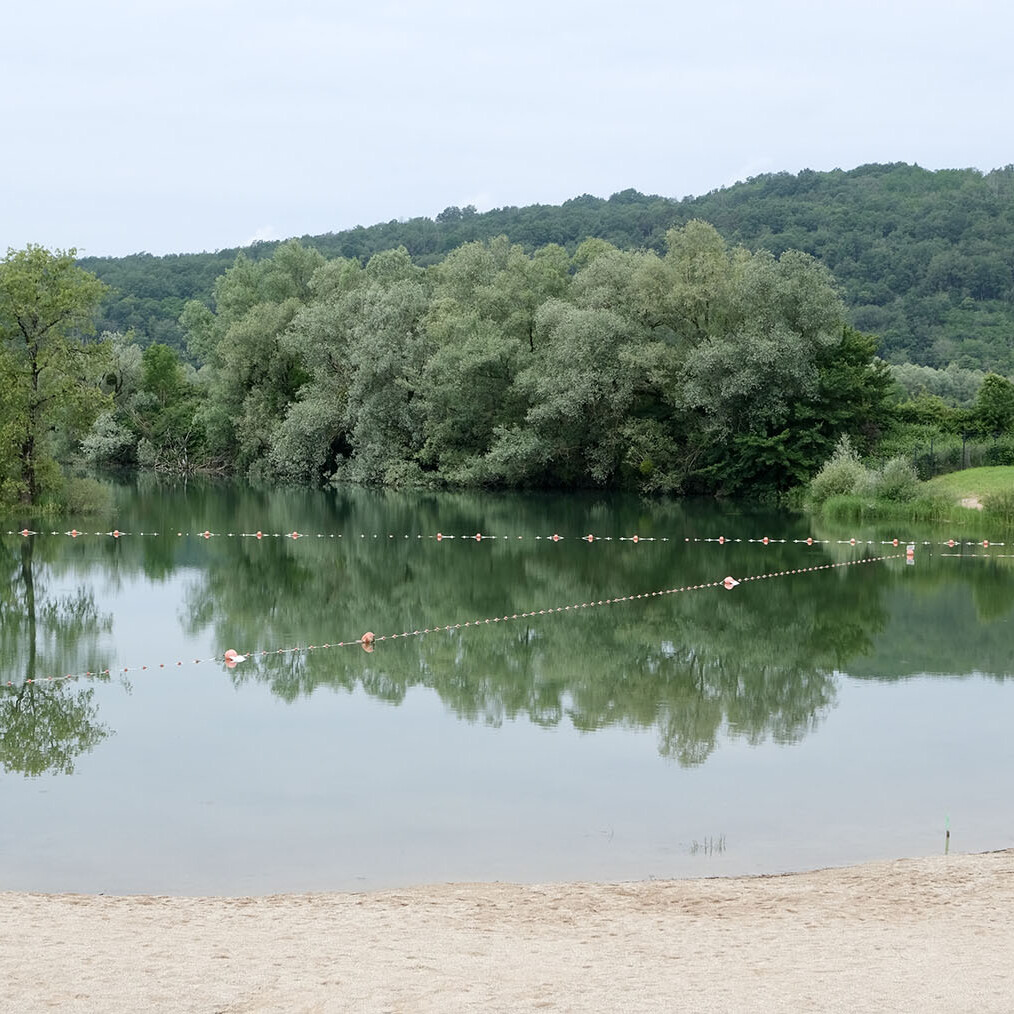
[2,479,1012,895]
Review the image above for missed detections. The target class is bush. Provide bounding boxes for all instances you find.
[80,412,137,467]
[857,456,920,502]
[983,437,1014,467]
[808,435,865,506]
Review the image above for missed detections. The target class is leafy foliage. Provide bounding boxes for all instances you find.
[79,164,1014,372]
[0,246,110,508]
[807,435,867,506]
[122,226,893,495]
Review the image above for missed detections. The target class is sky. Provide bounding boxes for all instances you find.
[3,0,1012,259]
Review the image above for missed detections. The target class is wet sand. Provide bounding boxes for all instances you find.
[3,850,1011,1013]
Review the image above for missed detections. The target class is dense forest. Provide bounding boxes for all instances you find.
[79,163,1014,373]
[73,223,896,497]
[6,164,1014,510]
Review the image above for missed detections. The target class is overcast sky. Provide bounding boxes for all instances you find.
[4,0,1011,258]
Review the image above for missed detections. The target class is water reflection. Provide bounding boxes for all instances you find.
[2,479,1012,777]
[170,485,895,765]
[0,539,112,775]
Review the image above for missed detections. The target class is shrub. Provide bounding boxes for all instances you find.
[983,437,1014,467]
[808,435,865,506]
[857,456,920,502]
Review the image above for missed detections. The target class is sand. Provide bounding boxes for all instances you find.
[3,850,1012,1013]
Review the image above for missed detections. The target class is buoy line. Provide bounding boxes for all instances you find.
[3,553,900,689]
[2,528,1005,549]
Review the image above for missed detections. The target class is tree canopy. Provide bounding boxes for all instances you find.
[79,164,1014,373]
[160,226,889,495]
[0,246,109,508]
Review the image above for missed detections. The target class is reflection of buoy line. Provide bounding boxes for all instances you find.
[5,554,901,689]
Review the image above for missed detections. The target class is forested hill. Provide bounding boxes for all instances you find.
[79,163,1014,372]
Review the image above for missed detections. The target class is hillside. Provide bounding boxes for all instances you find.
[78,163,1014,371]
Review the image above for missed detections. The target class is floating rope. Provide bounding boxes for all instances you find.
[4,554,900,688]
[3,528,1005,549]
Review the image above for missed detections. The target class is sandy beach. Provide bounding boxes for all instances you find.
[3,850,1011,1013]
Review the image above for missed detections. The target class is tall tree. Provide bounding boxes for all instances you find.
[180,240,324,475]
[972,373,1014,435]
[0,246,110,507]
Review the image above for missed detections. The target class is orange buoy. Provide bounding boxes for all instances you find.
[723,576,740,590]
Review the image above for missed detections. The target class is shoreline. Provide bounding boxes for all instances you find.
[4,849,1012,1013]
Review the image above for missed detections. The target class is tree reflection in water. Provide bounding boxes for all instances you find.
[178,486,893,766]
[0,539,112,776]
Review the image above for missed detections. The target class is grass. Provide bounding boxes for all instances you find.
[924,466,1014,504]
[0,476,117,522]
[820,493,971,524]
[814,466,1014,527]
[925,466,1014,524]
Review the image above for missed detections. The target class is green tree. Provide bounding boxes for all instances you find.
[141,342,183,406]
[267,258,365,482]
[647,224,885,492]
[180,241,324,475]
[418,238,570,480]
[480,301,640,486]
[973,373,1014,435]
[0,246,110,507]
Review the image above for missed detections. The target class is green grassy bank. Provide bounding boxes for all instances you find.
[816,466,1014,526]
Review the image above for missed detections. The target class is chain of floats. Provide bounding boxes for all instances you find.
[3,527,1007,552]
[6,553,901,689]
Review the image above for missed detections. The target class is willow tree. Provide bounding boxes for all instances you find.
[0,246,109,507]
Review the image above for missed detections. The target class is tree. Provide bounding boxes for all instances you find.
[0,246,110,507]
[640,223,887,493]
[973,373,1014,435]
[180,240,324,475]
[418,238,570,481]
[480,301,639,486]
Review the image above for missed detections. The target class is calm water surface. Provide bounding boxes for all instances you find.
[2,480,1012,894]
